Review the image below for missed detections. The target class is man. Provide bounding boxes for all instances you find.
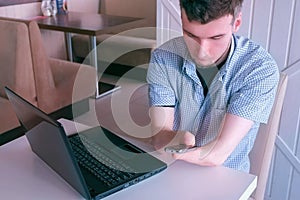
[147,0,279,172]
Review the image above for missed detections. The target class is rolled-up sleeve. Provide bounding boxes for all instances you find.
[147,50,176,107]
[228,60,279,124]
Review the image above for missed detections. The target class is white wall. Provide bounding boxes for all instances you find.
[68,0,99,13]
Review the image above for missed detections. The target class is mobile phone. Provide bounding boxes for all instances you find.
[164,144,196,154]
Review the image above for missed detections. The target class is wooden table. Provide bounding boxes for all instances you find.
[31,11,144,98]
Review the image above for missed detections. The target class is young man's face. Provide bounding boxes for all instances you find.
[181,10,242,67]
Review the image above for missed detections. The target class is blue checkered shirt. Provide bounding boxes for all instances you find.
[147,35,279,172]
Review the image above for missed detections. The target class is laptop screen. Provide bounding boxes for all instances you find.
[4,87,60,130]
[4,86,91,199]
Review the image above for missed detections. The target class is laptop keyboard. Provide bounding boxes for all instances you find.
[69,134,135,187]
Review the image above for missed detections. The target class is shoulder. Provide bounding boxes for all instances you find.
[233,35,276,65]
[150,36,188,71]
[230,35,279,80]
[226,36,279,123]
[152,36,187,58]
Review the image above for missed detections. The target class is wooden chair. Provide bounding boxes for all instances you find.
[249,73,288,200]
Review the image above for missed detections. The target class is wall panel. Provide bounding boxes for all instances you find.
[289,0,300,66]
[289,170,300,200]
[268,147,294,200]
[269,0,293,70]
[157,0,182,45]
[237,0,252,38]
[279,62,300,149]
[251,0,273,49]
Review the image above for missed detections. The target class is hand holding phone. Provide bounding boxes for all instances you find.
[164,144,196,154]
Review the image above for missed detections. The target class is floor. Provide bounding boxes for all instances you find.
[74,75,154,148]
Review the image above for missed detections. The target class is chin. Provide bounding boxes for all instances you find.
[192,57,213,66]
[195,60,215,68]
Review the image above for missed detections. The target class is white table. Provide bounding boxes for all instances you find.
[0,77,257,199]
[0,121,257,200]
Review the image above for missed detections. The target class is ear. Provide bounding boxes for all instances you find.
[232,12,242,33]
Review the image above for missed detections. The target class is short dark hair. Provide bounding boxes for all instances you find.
[179,0,244,24]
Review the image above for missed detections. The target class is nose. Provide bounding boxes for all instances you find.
[196,39,209,58]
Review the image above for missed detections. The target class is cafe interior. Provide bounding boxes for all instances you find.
[0,1,292,200]
[0,0,156,143]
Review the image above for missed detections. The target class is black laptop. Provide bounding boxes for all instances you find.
[5,87,167,200]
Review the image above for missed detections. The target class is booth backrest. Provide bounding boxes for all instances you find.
[100,0,156,27]
[69,0,156,28]
[26,20,96,114]
[27,20,56,111]
[0,17,95,135]
[0,18,37,134]
[0,19,37,104]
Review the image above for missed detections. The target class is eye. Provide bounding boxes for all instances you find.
[187,32,196,38]
[183,30,197,38]
[210,35,224,40]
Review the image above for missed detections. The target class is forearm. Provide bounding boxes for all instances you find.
[174,113,254,166]
[149,106,195,150]
[197,136,238,166]
[149,106,175,149]
[204,113,254,164]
